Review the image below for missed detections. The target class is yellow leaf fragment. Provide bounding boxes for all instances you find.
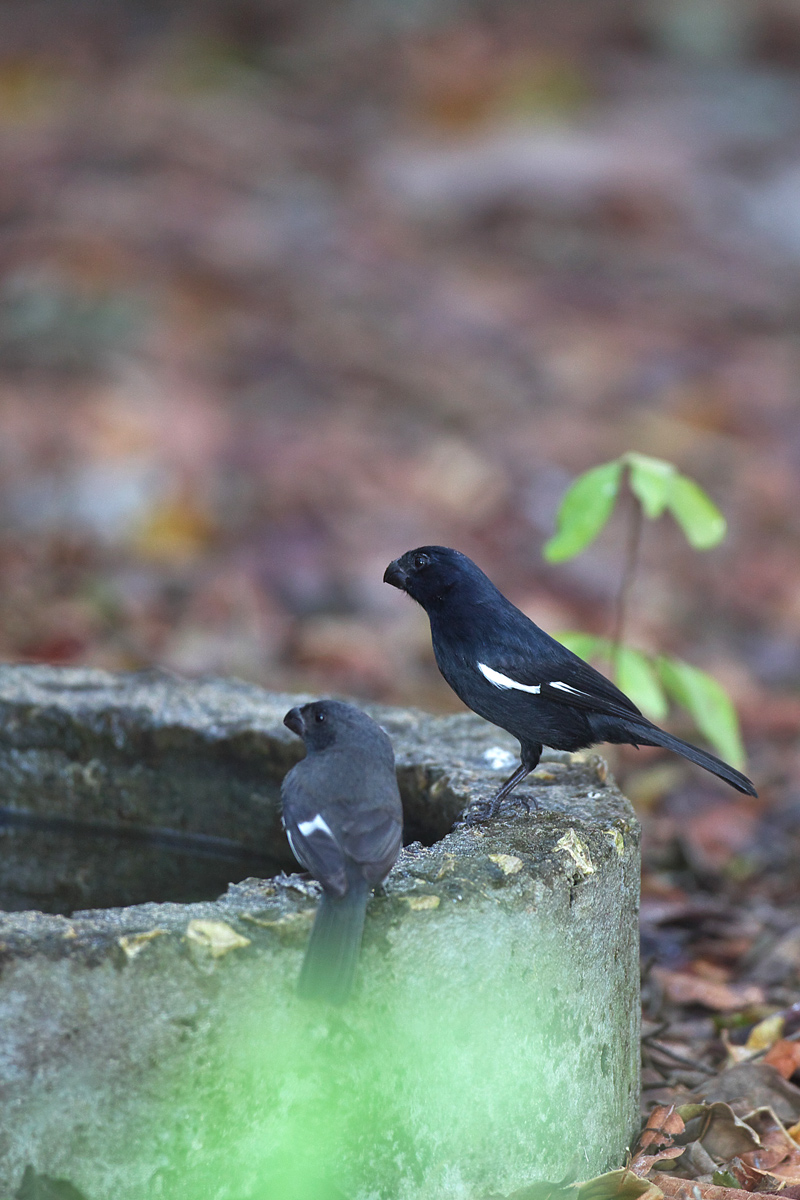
[556,829,595,875]
[489,853,523,875]
[185,919,251,957]
[606,829,625,856]
[404,895,440,911]
[118,928,166,960]
[240,911,313,931]
[745,1012,785,1052]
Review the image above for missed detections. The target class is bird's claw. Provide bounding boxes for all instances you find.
[454,803,493,829]
[453,792,539,830]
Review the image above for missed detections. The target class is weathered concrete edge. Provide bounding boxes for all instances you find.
[0,666,640,962]
[0,668,642,1195]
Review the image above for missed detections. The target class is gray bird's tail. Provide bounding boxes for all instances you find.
[632,723,757,796]
[298,878,370,1005]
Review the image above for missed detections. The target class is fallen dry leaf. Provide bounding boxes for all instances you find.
[693,1064,800,1126]
[184,919,251,958]
[117,929,166,960]
[652,968,765,1012]
[639,1106,687,1146]
[488,853,524,875]
[763,1041,800,1081]
[745,1014,785,1054]
[740,1107,800,1184]
[403,894,441,910]
[722,1155,772,1192]
[651,1170,781,1200]
[576,1169,664,1200]
[630,1106,687,1176]
[680,1101,761,1162]
[629,1148,685,1177]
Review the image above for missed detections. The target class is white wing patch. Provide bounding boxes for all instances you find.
[298,813,336,840]
[478,663,541,694]
[549,681,588,697]
[478,665,590,700]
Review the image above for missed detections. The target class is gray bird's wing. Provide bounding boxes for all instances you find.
[282,770,349,897]
[339,801,403,886]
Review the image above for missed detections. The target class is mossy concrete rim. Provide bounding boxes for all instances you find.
[0,665,641,1199]
[0,663,639,960]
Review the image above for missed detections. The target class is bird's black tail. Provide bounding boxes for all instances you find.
[631,723,757,796]
[298,878,370,1005]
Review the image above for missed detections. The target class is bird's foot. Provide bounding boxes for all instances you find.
[500,793,539,820]
[454,792,539,829]
[453,802,493,828]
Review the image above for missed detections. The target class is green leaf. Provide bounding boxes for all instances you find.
[657,656,745,768]
[554,632,611,661]
[543,460,623,562]
[667,474,727,549]
[625,452,676,519]
[713,1172,742,1190]
[613,647,668,721]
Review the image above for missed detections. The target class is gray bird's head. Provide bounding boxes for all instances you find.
[283,699,394,758]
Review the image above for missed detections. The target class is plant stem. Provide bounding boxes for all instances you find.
[611,487,643,668]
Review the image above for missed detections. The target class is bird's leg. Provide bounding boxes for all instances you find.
[484,762,532,818]
[460,746,542,826]
[458,767,529,826]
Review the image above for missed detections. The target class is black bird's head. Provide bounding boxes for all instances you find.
[383,545,485,611]
[283,699,394,759]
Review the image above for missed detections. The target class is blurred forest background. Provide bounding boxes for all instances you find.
[1,0,800,934]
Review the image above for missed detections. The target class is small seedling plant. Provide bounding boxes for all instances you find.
[543,451,745,768]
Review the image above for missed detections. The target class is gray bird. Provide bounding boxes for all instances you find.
[281,700,404,1004]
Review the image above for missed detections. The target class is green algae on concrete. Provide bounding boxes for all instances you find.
[0,666,640,1200]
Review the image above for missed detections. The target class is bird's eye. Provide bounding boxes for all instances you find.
[413,553,430,570]
[315,710,326,723]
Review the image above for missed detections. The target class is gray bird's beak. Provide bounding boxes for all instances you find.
[283,707,305,737]
[383,560,408,590]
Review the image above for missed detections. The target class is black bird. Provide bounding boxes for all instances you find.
[384,546,757,815]
[281,699,403,1004]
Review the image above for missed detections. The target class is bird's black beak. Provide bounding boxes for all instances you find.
[283,707,305,738]
[383,559,408,591]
